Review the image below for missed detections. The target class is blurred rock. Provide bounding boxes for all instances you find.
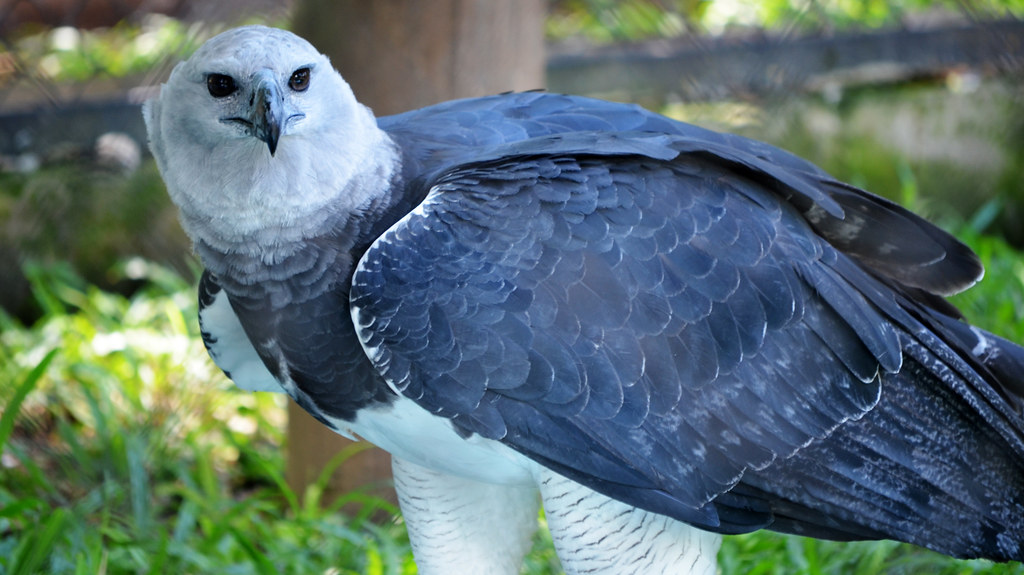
[95,132,141,173]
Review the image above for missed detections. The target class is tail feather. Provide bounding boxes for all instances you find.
[740,333,1024,561]
[928,310,1024,414]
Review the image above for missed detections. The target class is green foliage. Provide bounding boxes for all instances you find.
[720,531,1024,574]
[0,161,187,282]
[948,202,1024,343]
[0,261,412,574]
[548,0,689,43]
[547,0,1024,41]
[0,159,191,321]
[10,17,199,82]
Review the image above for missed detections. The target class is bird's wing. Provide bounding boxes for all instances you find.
[349,131,964,532]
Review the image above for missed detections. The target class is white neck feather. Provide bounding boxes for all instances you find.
[183,108,396,258]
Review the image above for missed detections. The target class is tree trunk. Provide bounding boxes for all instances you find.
[287,0,546,507]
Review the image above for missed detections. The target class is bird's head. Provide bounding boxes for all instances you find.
[144,26,396,255]
[148,25,339,157]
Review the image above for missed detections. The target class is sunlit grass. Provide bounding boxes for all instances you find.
[0,260,412,574]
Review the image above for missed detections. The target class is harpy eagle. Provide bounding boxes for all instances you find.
[144,25,1024,574]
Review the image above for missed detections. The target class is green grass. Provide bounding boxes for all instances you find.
[0,260,413,574]
[2,228,1024,574]
[546,0,1024,43]
[947,201,1024,344]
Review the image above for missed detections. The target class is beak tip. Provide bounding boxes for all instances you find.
[252,78,284,157]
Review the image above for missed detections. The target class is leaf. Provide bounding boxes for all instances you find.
[10,507,68,575]
[0,348,58,454]
[227,525,278,575]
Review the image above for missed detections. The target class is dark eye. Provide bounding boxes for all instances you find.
[288,68,310,92]
[207,74,237,98]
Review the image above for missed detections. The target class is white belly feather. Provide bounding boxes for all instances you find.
[328,396,538,486]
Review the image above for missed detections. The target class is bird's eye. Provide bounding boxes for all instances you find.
[289,68,310,92]
[207,74,237,98]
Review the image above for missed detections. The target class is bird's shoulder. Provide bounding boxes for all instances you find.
[379,92,828,180]
[380,91,981,299]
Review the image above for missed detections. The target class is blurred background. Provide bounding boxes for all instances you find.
[2,1,1024,573]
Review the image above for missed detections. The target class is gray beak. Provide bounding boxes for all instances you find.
[251,72,284,155]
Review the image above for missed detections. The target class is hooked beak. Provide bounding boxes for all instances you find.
[252,73,283,156]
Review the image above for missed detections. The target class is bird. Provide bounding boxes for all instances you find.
[144,25,1024,574]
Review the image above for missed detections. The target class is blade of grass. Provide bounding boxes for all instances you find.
[306,442,377,516]
[364,522,409,575]
[22,262,68,317]
[1,442,60,499]
[125,432,151,532]
[10,506,68,575]
[146,532,170,575]
[247,445,301,516]
[0,498,44,520]
[0,348,58,453]
[966,198,1002,236]
[171,498,200,544]
[227,525,279,575]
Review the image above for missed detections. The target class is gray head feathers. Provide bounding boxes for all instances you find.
[144,26,399,259]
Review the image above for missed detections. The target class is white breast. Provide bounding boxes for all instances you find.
[327,396,538,486]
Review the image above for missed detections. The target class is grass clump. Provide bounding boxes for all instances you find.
[0,259,412,575]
